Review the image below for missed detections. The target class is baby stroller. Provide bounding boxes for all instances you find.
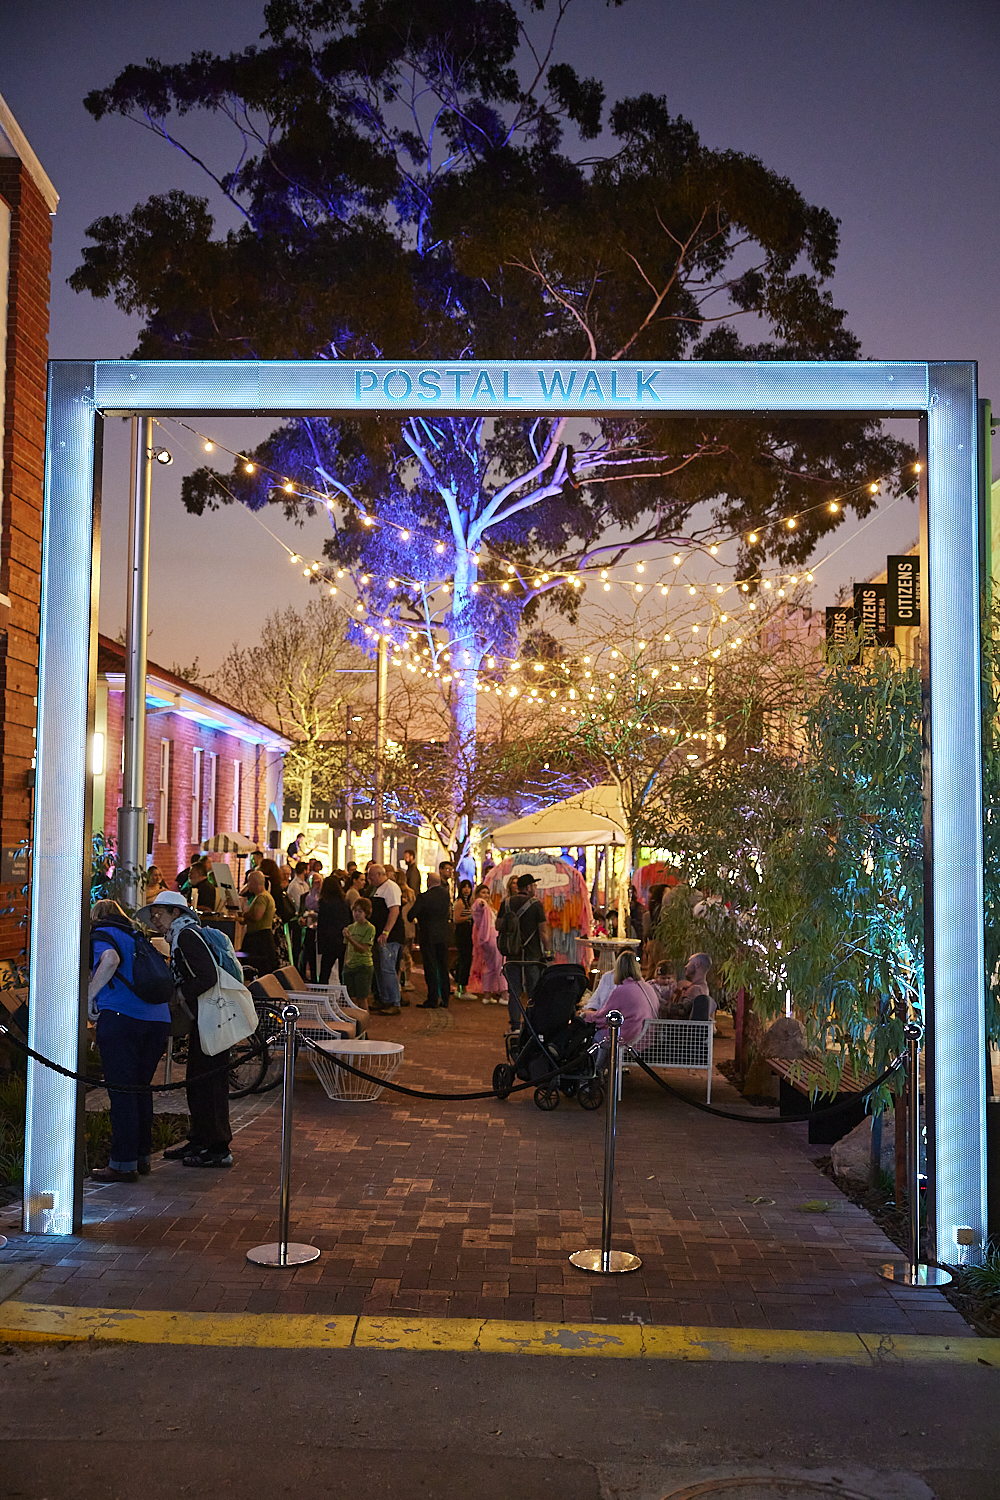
[492,963,604,1110]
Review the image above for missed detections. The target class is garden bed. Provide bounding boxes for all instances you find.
[816,1155,1000,1338]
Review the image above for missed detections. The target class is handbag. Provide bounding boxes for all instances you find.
[197,962,258,1057]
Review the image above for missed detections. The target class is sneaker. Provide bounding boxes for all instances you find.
[137,1159,151,1176]
[162,1141,192,1161]
[182,1148,233,1169]
[369,1004,401,1016]
[90,1165,139,1183]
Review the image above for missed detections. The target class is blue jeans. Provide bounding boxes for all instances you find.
[503,962,543,1030]
[375,940,402,1009]
[96,1010,171,1170]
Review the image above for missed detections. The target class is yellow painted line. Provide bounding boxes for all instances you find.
[0,1302,355,1349]
[643,1326,871,1364]
[356,1317,483,1352]
[478,1320,644,1358]
[0,1301,991,1364]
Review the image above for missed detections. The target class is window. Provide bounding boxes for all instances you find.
[231,759,242,832]
[206,751,218,836]
[191,747,202,846]
[158,739,171,841]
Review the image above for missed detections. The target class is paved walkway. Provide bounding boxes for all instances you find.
[0,985,972,1337]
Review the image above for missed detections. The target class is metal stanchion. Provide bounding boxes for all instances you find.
[247,1004,320,1268]
[570,1011,641,1275]
[163,1036,173,1087]
[880,1021,951,1288]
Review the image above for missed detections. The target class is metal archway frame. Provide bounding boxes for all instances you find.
[28,357,986,1264]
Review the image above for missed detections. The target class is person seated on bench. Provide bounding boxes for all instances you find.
[584,951,659,1065]
[682,952,717,1021]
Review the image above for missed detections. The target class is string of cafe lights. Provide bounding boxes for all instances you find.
[157,417,917,699]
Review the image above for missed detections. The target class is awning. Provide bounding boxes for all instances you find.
[492,785,627,849]
[204,831,256,854]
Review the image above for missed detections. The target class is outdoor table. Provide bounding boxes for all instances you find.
[590,937,641,975]
[307,1038,404,1102]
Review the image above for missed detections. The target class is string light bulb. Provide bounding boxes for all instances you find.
[748,533,758,544]
[786,517,796,530]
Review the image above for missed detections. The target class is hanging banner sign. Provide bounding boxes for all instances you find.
[887,554,920,627]
[825,606,859,662]
[853,583,895,647]
[283,797,335,825]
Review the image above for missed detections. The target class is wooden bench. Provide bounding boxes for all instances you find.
[632,1019,715,1103]
[768,1055,873,1144]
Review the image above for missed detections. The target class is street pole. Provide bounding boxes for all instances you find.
[344,702,353,864]
[117,417,152,911]
[372,634,388,863]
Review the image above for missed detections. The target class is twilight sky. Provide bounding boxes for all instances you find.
[1,0,997,673]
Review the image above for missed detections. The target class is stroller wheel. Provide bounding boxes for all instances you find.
[534,1085,560,1111]
[577,1080,604,1110]
[492,1063,515,1100]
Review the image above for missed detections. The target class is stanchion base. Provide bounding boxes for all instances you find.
[569,1248,642,1274]
[0,1235,6,1250]
[878,1260,952,1288]
[246,1242,321,1267]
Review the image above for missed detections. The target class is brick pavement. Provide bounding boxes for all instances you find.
[0,987,972,1336]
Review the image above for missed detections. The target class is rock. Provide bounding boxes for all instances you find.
[761,1016,808,1059]
[741,1055,779,1100]
[830,1111,896,1184]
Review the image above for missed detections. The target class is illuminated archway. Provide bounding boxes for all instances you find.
[28,357,987,1265]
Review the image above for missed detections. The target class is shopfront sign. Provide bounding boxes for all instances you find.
[887,554,920,627]
[853,582,894,647]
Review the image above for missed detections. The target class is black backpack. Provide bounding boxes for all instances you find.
[496,898,531,959]
[92,923,174,1007]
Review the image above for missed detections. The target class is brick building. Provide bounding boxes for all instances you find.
[95,635,289,883]
[0,95,57,960]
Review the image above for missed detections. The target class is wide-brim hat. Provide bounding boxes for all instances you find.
[135,889,191,923]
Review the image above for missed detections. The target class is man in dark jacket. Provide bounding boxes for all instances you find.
[142,892,234,1168]
[410,872,452,1008]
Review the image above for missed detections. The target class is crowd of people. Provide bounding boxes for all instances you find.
[85,843,715,1183]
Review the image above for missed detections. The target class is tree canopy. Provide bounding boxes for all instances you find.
[73,0,912,798]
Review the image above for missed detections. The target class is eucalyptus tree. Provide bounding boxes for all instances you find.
[73,0,910,774]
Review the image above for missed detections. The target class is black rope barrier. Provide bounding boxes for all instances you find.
[629,1051,903,1124]
[0,1016,558,1102]
[293,1029,558,1100]
[2,1012,904,1117]
[0,1019,241,1092]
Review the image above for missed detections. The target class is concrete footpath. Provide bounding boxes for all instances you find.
[1,1332,997,1499]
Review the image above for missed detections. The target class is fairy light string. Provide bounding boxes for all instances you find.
[157,416,916,703]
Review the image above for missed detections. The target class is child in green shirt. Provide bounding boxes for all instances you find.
[343,897,375,1005]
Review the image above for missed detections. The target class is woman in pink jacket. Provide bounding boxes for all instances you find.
[585,950,659,1055]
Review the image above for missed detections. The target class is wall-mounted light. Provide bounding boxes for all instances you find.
[152,448,173,466]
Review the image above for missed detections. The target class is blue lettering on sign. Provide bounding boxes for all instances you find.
[444,370,468,399]
[579,370,605,402]
[538,370,577,402]
[418,370,441,401]
[610,370,630,402]
[383,369,413,401]
[355,370,379,399]
[502,370,522,402]
[471,370,498,401]
[637,370,660,400]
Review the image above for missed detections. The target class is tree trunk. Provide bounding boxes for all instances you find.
[300,762,312,831]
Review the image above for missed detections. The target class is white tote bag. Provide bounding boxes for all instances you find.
[197,963,258,1057]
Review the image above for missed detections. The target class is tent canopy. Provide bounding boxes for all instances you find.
[492,785,626,849]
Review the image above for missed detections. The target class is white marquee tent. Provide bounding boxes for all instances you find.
[491,784,627,849]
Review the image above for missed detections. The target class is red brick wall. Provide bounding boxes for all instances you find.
[103,694,270,884]
[0,161,50,960]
